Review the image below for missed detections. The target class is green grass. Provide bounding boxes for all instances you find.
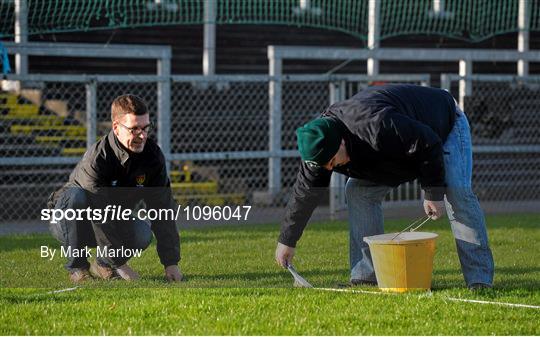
[1,214,539,335]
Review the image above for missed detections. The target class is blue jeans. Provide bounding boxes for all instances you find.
[346,109,495,287]
[49,187,153,271]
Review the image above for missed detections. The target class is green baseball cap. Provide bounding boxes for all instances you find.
[296,117,341,167]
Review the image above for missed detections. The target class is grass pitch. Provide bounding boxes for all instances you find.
[1,214,539,335]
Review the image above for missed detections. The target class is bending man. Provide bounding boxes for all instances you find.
[275,84,494,290]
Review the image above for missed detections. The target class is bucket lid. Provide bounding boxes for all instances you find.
[363,232,438,245]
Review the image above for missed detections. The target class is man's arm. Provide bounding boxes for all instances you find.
[278,162,332,247]
[144,155,181,270]
[377,111,446,201]
[276,161,331,267]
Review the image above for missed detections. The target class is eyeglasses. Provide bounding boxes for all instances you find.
[117,121,154,135]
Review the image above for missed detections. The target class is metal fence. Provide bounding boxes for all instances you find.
[1,73,538,221]
[1,73,427,220]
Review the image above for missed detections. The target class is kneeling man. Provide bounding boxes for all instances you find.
[48,94,182,283]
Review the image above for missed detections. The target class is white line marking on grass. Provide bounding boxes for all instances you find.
[46,286,79,294]
[446,297,540,309]
[315,288,540,309]
[316,287,393,296]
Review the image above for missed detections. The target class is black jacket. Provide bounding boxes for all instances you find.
[49,130,180,267]
[279,84,458,247]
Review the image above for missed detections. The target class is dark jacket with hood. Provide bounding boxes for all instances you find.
[279,84,458,247]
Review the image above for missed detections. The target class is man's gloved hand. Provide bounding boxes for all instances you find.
[423,199,446,220]
[275,242,295,268]
[164,265,183,282]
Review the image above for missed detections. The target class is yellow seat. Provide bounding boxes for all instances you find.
[10,105,39,115]
[170,170,191,183]
[170,181,218,194]
[0,115,66,126]
[61,147,86,156]
[10,125,86,136]
[35,135,87,144]
[0,93,18,107]
[2,101,40,115]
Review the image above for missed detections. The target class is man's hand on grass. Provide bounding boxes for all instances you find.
[275,242,295,268]
[423,199,446,220]
[164,265,183,282]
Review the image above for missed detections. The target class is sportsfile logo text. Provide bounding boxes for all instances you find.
[41,204,252,223]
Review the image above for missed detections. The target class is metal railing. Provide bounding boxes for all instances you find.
[1,73,430,220]
[2,72,538,220]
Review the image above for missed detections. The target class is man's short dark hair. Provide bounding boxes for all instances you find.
[111,94,148,121]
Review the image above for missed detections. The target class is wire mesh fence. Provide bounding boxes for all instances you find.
[443,75,540,201]
[170,80,268,153]
[1,74,539,221]
[465,81,540,146]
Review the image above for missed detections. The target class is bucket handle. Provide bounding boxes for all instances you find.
[391,214,432,240]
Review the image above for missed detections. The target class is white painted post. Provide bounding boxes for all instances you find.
[459,59,472,110]
[14,0,28,91]
[429,0,453,19]
[518,0,530,77]
[433,0,444,15]
[440,73,451,92]
[329,81,347,219]
[300,0,310,10]
[157,57,172,172]
[269,51,282,196]
[367,0,380,76]
[85,82,97,149]
[203,0,216,76]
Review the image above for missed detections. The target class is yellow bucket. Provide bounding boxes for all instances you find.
[364,232,438,293]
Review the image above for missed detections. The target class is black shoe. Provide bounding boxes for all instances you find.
[351,279,377,286]
[350,279,378,286]
[335,279,378,288]
[469,283,493,291]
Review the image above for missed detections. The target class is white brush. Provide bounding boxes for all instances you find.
[287,264,313,288]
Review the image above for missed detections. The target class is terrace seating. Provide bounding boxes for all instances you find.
[0,91,246,219]
[170,164,246,207]
[0,91,87,158]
